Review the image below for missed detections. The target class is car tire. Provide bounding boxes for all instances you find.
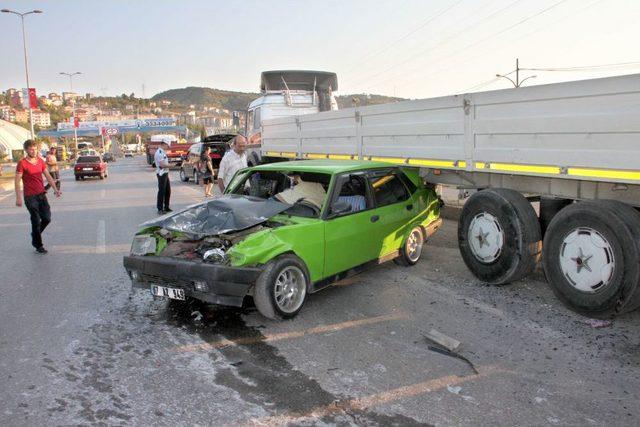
[542,200,640,317]
[180,168,189,182]
[254,254,309,320]
[193,170,200,185]
[394,226,424,266]
[81,176,85,180]
[74,175,79,181]
[458,188,541,285]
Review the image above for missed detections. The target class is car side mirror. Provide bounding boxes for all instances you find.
[330,201,352,216]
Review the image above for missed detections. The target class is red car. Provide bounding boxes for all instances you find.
[74,155,108,180]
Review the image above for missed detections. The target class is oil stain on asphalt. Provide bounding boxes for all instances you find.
[164,298,429,426]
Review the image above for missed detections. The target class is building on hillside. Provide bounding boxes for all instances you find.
[14,109,28,123]
[32,110,51,127]
[85,93,94,100]
[196,113,233,129]
[10,91,24,107]
[38,96,52,107]
[62,92,78,102]
[0,105,13,121]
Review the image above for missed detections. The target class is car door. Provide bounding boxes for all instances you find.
[323,172,381,277]
[365,169,415,258]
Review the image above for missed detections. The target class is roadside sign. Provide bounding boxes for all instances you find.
[105,127,118,135]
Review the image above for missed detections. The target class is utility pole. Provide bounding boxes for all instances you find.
[60,71,82,151]
[496,58,537,88]
[2,8,43,139]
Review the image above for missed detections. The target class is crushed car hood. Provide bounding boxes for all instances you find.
[140,195,290,238]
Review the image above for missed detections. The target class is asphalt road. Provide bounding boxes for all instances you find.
[1,156,639,426]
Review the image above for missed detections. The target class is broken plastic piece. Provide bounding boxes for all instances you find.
[424,329,461,352]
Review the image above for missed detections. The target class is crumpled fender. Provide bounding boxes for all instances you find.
[227,229,294,267]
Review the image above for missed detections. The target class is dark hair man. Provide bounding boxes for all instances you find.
[15,140,62,254]
[44,146,60,191]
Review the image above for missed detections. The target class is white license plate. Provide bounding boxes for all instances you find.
[83,167,93,171]
[151,285,185,300]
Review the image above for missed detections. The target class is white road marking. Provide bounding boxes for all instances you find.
[96,220,106,254]
[0,193,12,203]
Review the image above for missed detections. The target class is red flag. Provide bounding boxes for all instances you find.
[28,88,37,109]
[73,116,79,128]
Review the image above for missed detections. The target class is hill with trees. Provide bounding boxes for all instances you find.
[152,87,405,110]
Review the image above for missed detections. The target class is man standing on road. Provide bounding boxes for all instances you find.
[154,139,172,215]
[217,135,248,194]
[44,146,60,191]
[15,140,62,254]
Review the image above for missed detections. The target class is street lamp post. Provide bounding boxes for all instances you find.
[60,72,82,150]
[1,8,43,140]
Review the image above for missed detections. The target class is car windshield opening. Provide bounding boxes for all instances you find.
[228,170,331,218]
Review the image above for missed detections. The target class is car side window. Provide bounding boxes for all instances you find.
[328,173,371,217]
[368,171,410,207]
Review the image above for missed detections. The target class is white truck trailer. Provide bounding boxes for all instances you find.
[260,73,640,317]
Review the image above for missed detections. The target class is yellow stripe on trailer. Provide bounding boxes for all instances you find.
[369,157,407,165]
[488,163,561,175]
[327,154,356,160]
[303,153,327,159]
[265,151,296,158]
[407,158,457,168]
[568,167,640,181]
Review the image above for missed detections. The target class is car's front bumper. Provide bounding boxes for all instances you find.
[123,255,262,307]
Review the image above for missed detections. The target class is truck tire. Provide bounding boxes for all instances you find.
[179,168,189,182]
[254,254,309,320]
[458,189,541,285]
[394,226,424,266]
[542,200,640,317]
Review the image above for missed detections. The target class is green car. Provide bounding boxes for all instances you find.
[123,160,441,319]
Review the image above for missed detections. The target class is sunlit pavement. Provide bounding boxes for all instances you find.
[1,156,639,425]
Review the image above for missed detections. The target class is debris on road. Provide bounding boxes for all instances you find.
[447,385,462,394]
[191,311,203,321]
[424,329,461,352]
[423,329,478,375]
[583,319,612,328]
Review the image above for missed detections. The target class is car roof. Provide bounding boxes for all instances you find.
[250,159,397,174]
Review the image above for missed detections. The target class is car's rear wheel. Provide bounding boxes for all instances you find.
[254,254,309,320]
[395,226,424,266]
[180,168,189,182]
[193,170,200,185]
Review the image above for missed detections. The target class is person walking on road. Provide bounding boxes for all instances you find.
[201,146,215,197]
[154,139,172,215]
[44,146,60,191]
[15,139,62,254]
[217,135,248,194]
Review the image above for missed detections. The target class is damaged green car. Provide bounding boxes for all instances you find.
[123,160,441,319]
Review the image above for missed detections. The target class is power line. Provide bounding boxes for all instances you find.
[523,61,640,71]
[345,0,526,89]
[361,0,570,93]
[342,0,466,77]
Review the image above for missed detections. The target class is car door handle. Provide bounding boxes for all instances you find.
[370,215,380,223]
[406,204,413,211]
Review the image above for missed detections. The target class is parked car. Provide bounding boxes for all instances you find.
[74,155,108,180]
[124,150,134,158]
[103,152,116,162]
[124,160,441,319]
[179,134,234,184]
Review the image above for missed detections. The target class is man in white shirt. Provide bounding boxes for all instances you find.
[154,140,172,214]
[217,135,248,194]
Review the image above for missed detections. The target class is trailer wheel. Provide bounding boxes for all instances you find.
[458,189,541,285]
[542,200,640,317]
[254,254,309,320]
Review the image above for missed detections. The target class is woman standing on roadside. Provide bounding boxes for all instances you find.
[200,145,215,197]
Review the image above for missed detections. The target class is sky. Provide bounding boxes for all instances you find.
[1,0,639,100]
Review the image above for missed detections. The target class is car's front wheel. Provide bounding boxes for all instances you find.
[254,254,309,320]
[180,168,189,182]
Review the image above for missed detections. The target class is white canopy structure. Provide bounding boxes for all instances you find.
[0,119,30,161]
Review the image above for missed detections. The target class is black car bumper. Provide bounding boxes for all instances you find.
[123,255,262,307]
